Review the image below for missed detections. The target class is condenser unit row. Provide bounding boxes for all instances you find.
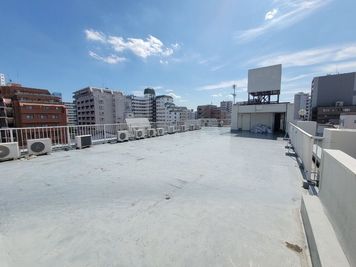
[0,138,53,162]
[1,124,201,162]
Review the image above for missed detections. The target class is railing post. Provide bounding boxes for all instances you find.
[103,124,107,142]
[10,129,14,142]
[66,126,71,147]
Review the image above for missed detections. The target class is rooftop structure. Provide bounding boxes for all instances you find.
[247,64,282,104]
[0,128,308,266]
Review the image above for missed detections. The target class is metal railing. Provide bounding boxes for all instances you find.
[0,120,202,153]
[289,122,323,183]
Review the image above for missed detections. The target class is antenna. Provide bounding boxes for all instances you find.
[232,84,236,104]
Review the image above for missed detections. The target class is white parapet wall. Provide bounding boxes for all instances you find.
[322,128,356,158]
[289,122,314,179]
[296,121,317,136]
[319,149,356,266]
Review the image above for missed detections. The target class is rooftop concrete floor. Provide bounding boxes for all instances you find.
[0,128,309,267]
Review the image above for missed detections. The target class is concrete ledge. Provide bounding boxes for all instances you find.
[301,195,349,267]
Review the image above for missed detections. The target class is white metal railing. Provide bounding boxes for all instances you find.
[0,120,202,153]
[289,122,323,181]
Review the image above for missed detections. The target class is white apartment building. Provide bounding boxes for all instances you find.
[220,100,233,123]
[125,88,156,121]
[126,95,154,121]
[155,95,188,125]
[220,101,232,113]
[187,109,197,120]
[73,87,124,125]
[0,73,5,86]
[155,95,174,125]
[64,102,77,125]
[294,92,311,120]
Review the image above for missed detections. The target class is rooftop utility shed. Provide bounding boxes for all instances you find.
[231,102,294,133]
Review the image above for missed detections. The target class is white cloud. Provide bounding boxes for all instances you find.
[199,79,247,91]
[284,73,317,83]
[167,92,181,99]
[88,51,126,64]
[211,93,223,98]
[171,43,181,50]
[236,0,331,42]
[316,60,356,74]
[160,59,169,64]
[210,64,226,72]
[85,29,106,43]
[165,89,174,93]
[265,8,278,20]
[85,29,178,63]
[131,90,144,96]
[251,43,356,68]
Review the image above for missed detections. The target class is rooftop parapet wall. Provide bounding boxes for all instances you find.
[319,149,356,267]
[322,128,356,159]
[296,121,317,136]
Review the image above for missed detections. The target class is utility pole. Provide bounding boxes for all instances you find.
[232,84,236,104]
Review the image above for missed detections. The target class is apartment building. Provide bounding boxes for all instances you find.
[0,73,5,86]
[155,95,174,125]
[197,105,220,119]
[294,92,311,120]
[187,109,197,120]
[220,101,232,113]
[0,84,66,127]
[311,72,356,123]
[126,88,155,121]
[0,96,13,127]
[64,102,77,125]
[73,87,124,125]
[220,101,232,123]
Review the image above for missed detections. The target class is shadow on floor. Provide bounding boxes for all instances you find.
[229,130,285,140]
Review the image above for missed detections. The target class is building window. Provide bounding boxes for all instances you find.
[25,105,33,110]
[52,115,58,119]
[26,114,34,119]
[40,115,48,119]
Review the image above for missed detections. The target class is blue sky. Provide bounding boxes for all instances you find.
[0,0,356,109]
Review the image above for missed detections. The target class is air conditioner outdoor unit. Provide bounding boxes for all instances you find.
[148,128,156,137]
[75,135,92,149]
[156,128,165,136]
[134,129,144,139]
[27,138,52,155]
[195,124,201,130]
[117,130,129,142]
[167,126,175,134]
[0,142,20,162]
[180,125,186,132]
[189,125,195,131]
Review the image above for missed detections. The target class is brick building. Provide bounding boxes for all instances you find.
[197,104,229,120]
[0,84,67,128]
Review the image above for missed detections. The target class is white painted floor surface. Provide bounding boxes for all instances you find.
[0,128,309,267]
